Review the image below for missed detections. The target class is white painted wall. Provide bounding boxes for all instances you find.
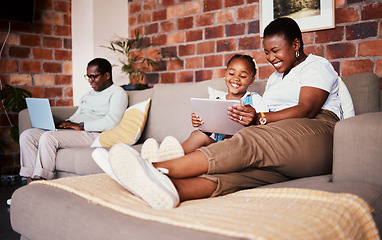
[72,0,128,105]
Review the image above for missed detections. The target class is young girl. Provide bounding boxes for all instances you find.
[181,54,268,154]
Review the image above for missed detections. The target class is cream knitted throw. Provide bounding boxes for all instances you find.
[33,174,380,240]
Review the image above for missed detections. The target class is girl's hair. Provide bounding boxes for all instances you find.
[227,54,257,78]
[263,17,304,49]
[88,58,113,79]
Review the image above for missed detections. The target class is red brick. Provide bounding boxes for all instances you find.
[54,25,71,36]
[146,48,161,61]
[63,13,70,25]
[64,39,71,49]
[143,0,157,10]
[9,46,30,58]
[197,41,215,54]
[195,69,213,82]
[33,23,53,35]
[217,39,236,52]
[45,87,63,98]
[160,72,176,83]
[214,68,226,79]
[336,0,345,6]
[64,86,73,98]
[185,2,202,15]
[177,71,193,83]
[248,20,259,34]
[130,27,143,37]
[24,87,44,98]
[129,2,141,14]
[167,5,184,19]
[331,61,340,75]
[225,0,244,7]
[160,21,176,33]
[20,61,41,73]
[43,11,63,25]
[43,36,62,48]
[361,2,382,20]
[55,50,71,61]
[346,22,378,40]
[33,48,53,60]
[205,26,224,39]
[138,12,151,24]
[225,23,245,37]
[168,32,185,45]
[34,74,54,86]
[216,10,234,24]
[178,17,193,30]
[359,39,382,57]
[0,60,18,72]
[302,32,314,45]
[186,30,203,42]
[242,50,267,65]
[63,62,72,74]
[128,15,137,26]
[43,62,62,73]
[315,27,344,43]
[195,13,213,27]
[239,36,260,50]
[178,44,195,57]
[0,32,19,45]
[237,5,257,21]
[152,35,167,46]
[144,73,159,85]
[153,9,166,22]
[341,59,373,76]
[167,59,184,71]
[160,0,174,7]
[55,75,72,85]
[185,56,203,69]
[258,65,275,80]
[55,1,71,13]
[56,98,73,107]
[0,74,9,85]
[20,34,41,47]
[145,23,158,35]
[204,55,223,68]
[326,43,356,60]
[10,74,32,86]
[376,59,382,76]
[335,7,359,24]
[304,45,324,57]
[203,0,222,12]
[35,0,53,10]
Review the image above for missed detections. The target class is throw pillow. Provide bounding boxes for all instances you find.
[208,87,227,99]
[338,77,355,119]
[91,98,151,147]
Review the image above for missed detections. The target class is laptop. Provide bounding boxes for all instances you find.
[190,98,244,135]
[25,98,56,131]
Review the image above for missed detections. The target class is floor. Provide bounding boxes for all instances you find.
[0,175,26,240]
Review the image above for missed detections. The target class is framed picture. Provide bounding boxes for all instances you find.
[259,0,335,37]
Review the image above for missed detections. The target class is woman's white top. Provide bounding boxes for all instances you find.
[262,54,341,119]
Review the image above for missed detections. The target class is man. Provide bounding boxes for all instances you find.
[19,58,128,182]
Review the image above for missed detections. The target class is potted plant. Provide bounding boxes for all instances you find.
[0,84,32,157]
[102,31,178,89]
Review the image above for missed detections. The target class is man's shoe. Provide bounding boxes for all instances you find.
[109,143,179,209]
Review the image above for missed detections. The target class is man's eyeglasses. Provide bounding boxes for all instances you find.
[84,73,103,81]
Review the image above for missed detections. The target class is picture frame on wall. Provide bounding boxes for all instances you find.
[259,0,335,37]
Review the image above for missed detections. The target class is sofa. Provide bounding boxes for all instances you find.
[10,72,382,239]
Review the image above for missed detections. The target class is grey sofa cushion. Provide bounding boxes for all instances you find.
[342,72,381,114]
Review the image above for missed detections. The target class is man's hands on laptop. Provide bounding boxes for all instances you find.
[57,121,84,130]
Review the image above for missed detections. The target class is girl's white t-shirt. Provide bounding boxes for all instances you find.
[262,54,341,119]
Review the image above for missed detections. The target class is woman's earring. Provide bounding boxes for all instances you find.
[295,51,300,58]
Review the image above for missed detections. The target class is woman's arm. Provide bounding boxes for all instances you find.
[229,86,329,125]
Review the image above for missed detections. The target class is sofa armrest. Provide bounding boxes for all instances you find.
[19,106,78,134]
[332,112,382,188]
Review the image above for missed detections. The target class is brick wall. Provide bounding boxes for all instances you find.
[127,0,382,85]
[0,0,72,175]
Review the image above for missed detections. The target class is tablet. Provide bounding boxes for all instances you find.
[190,98,244,135]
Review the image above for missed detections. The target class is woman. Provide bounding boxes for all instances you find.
[105,17,341,209]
